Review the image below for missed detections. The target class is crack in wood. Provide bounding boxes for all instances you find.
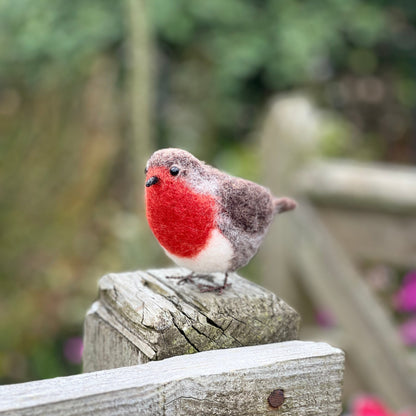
[169,311,200,353]
[165,395,226,409]
[205,316,223,331]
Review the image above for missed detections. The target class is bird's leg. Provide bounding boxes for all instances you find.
[197,272,231,294]
[166,272,196,285]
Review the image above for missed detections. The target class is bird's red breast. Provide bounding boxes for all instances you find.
[145,166,217,258]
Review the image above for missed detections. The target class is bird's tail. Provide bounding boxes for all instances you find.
[273,197,297,214]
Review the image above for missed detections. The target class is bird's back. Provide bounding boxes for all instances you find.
[216,176,277,271]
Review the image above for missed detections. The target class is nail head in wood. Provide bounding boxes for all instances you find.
[268,389,285,409]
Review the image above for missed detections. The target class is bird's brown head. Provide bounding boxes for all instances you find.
[144,148,206,191]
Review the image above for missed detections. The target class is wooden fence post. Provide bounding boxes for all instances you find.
[83,267,300,372]
[260,94,321,310]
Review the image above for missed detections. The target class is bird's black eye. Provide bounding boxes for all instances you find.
[169,166,180,176]
[144,167,148,174]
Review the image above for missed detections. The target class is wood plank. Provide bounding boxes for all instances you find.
[317,207,416,268]
[290,200,416,409]
[0,341,344,416]
[297,160,416,214]
[83,268,300,372]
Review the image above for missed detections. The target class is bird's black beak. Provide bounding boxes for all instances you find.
[145,176,159,187]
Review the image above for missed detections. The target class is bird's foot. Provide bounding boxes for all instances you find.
[166,272,196,285]
[197,272,231,295]
[197,282,231,295]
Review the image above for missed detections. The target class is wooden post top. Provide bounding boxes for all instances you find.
[84,267,300,370]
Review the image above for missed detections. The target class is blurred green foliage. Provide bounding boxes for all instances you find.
[0,0,123,87]
[0,0,415,384]
[148,0,416,161]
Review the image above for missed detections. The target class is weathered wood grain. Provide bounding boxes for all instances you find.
[83,267,300,372]
[0,341,344,416]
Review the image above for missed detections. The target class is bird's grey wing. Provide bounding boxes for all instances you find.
[218,178,275,234]
[217,178,276,270]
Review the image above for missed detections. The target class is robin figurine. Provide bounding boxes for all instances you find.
[145,148,296,293]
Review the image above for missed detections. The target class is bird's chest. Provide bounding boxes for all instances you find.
[145,181,218,258]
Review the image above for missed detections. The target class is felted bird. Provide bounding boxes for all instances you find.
[145,148,296,293]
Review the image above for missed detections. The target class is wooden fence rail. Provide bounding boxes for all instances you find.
[297,159,416,269]
[0,341,344,416]
[297,159,416,214]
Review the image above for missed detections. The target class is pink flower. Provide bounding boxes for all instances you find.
[393,271,416,313]
[351,395,413,416]
[63,337,83,364]
[352,395,394,416]
[315,308,337,328]
[398,317,416,346]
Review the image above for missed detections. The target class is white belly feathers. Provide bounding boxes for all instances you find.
[164,228,234,273]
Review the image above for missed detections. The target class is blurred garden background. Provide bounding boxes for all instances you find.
[0,0,416,413]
